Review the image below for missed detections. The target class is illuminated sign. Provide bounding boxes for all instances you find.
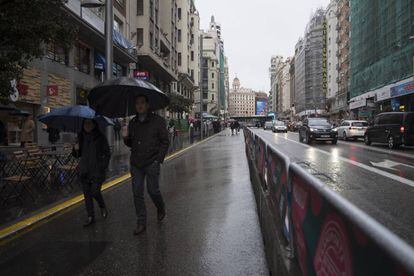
[256,99,267,115]
[133,70,150,80]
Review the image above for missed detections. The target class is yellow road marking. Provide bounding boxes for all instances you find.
[0,133,219,242]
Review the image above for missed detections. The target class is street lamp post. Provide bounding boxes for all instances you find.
[81,0,113,81]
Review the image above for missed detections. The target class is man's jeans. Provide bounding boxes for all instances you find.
[131,162,165,225]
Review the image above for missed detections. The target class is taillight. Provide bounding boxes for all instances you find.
[400,126,405,133]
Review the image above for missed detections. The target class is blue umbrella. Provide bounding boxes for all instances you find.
[37,105,114,133]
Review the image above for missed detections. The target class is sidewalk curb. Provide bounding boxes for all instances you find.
[0,132,221,244]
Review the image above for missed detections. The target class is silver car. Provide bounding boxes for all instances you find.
[336,120,368,141]
[272,121,288,133]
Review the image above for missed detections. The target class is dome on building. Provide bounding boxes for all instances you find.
[232,77,240,91]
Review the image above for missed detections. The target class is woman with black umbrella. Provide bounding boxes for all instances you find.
[72,119,111,227]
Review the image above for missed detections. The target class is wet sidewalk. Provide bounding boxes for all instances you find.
[0,131,268,275]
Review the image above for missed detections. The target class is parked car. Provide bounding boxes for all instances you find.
[364,112,414,149]
[264,121,274,130]
[299,118,338,144]
[336,120,368,141]
[272,121,288,133]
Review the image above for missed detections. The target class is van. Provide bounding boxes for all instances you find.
[364,112,414,149]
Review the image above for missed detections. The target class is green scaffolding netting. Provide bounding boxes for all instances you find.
[350,0,414,98]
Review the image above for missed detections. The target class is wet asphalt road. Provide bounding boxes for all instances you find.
[0,132,268,276]
[251,128,414,246]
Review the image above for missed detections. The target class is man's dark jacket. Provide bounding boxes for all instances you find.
[124,113,169,168]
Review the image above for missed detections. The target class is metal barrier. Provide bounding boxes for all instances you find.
[243,127,414,276]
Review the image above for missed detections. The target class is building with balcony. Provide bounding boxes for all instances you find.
[2,0,136,146]
[325,0,340,118]
[294,9,327,117]
[129,0,179,93]
[269,56,283,113]
[171,0,200,110]
[229,77,266,117]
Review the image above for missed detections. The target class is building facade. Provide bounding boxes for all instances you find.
[130,0,179,94]
[294,9,326,117]
[199,16,228,116]
[2,0,135,146]
[228,77,267,117]
[269,55,283,113]
[325,0,340,117]
[171,0,200,116]
[333,0,350,119]
[349,0,414,117]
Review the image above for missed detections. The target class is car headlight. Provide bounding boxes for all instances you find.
[310,128,317,132]
[332,128,338,132]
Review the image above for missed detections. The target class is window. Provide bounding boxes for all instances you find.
[191,51,194,61]
[178,52,182,66]
[212,94,215,101]
[178,29,182,42]
[136,28,144,46]
[149,32,154,49]
[74,41,90,74]
[211,72,214,78]
[212,61,215,67]
[46,42,68,65]
[114,17,123,33]
[137,0,144,15]
[212,83,214,89]
[178,8,181,20]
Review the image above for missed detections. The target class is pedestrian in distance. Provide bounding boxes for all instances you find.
[123,95,169,236]
[230,121,235,135]
[73,119,111,227]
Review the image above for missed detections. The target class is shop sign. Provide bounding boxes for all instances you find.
[391,80,414,98]
[375,88,391,102]
[47,85,58,96]
[133,70,149,80]
[349,98,366,110]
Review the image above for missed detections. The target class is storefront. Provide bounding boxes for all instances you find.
[389,80,414,112]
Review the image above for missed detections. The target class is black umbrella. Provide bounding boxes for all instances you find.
[88,77,170,118]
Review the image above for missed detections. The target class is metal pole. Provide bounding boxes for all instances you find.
[199,34,204,140]
[105,0,114,80]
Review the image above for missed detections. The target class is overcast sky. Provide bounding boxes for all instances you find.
[197,0,330,93]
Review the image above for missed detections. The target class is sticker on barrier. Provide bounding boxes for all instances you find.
[290,167,411,276]
[267,146,290,241]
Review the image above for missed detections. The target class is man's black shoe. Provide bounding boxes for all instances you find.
[83,217,95,227]
[133,224,146,235]
[157,208,166,221]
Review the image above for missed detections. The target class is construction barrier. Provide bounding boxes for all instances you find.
[243,128,414,276]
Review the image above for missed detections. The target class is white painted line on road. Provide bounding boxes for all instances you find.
[262,131,414,188]
[286,131,414,160]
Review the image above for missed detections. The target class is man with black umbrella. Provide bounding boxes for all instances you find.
[123,95,169,235]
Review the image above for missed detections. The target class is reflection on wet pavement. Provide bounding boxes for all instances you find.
[0,131,268,275]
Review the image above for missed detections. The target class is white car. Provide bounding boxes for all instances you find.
[272,121,288,133]
[336,120,368,141]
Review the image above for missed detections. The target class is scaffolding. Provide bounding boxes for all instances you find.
[349,0,414,98]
